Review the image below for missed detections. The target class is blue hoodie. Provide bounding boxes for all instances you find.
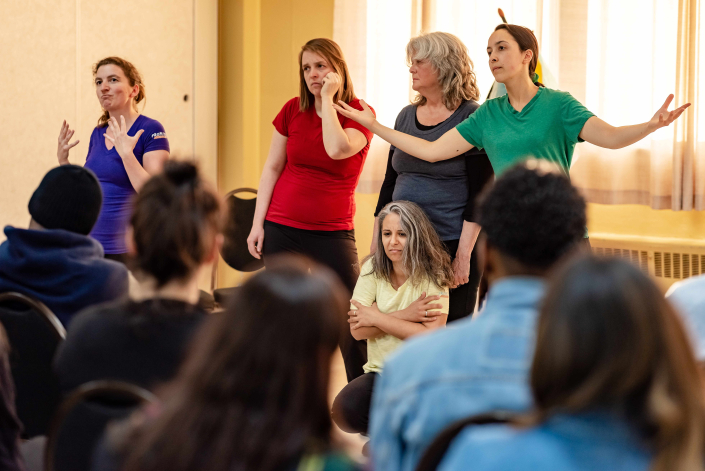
[0,226,128,326]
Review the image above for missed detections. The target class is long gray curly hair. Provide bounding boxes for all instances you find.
[366,201,453,289]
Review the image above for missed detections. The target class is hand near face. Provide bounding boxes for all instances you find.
[321,72,341,101]
[104,115,144,159]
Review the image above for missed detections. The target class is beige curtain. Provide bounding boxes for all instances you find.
[334,0,419,194]
[567,0,704,211]
[672,0,705,210]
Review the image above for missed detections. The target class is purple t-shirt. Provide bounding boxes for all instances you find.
[84,115,169,254]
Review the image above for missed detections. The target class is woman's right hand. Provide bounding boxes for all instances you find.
[247,224,265,259]
[398,292,443,323]
[333,99,377,130]
[57,120,80,165]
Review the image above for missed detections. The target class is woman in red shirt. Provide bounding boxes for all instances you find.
[247,38,374,382]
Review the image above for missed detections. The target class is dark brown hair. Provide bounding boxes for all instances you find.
[119,256,348,471]
[129,161,222,288]
[531,255,705,471]
[93,56,146,128]
[494,24,544,87]
[298,38,355,112]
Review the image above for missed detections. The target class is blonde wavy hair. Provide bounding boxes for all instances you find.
[366,201,453,289]
[406,32,480,109]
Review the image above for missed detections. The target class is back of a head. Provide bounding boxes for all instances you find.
[477,161,586,270]
[532,255,705,471]
[129,161,222,287]
[28,165,103,235]
[121,256,348,471]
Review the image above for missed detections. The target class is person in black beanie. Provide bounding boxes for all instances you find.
[0,165,128,326]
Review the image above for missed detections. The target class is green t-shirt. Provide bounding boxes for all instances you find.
[455,87,595,176]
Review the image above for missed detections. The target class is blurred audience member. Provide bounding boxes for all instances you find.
[54,161,221,394]
[668,274,705,364]
[0,165,127,326]
[370,162,586,471]
[440,255,705,471]
[93,257,359,471]
[0,325,26,471]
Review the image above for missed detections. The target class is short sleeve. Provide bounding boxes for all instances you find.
[427,285,450,315]
[341,99,375,144]
[351,259,378,309]
[561,92,595,144]
[455,106,485,149]
[142,120,170,153]
[272,97,299,137]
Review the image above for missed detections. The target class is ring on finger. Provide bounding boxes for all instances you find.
[425,310,428,317]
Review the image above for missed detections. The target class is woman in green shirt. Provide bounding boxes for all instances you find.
[333,24,690,176]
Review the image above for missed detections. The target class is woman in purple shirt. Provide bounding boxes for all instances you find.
[57,56,170,262]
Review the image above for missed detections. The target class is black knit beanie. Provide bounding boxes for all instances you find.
[28,165,103,235]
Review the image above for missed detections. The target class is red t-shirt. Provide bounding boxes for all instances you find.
[266,97,374,231]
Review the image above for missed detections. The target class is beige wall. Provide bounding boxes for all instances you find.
[217,0,337,288]
[0,0,218,239]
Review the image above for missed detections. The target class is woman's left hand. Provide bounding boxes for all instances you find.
[647,94,690,133]
[104,115,144,159]
[321,72,341,102]
[451,255,470,289]
[348,300,381,330]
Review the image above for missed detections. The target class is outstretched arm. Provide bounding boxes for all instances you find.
[333,100,474,162]
[579,94,690,149]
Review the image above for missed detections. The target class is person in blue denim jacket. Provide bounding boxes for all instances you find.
[440,256,705,471]
[667,274,705,364]
[369,161,587,471]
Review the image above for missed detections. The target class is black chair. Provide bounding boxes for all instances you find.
[414,411,515,471]
[0,292,66,438]
[44,380,157,471]
[212,188,264,306]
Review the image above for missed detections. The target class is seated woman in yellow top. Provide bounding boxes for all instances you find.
[332,200,453,436]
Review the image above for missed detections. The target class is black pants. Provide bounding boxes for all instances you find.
[331,372,378,434]
[262,221,367,382]
[443,239,482,323]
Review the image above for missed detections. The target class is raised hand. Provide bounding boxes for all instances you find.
[104,115,144,159]
[321,72,341,101]
[57,120,80,165]
[332,99,377,129]
[648,94,690,133]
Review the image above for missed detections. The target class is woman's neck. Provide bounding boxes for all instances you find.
[390,262,408,288]
[107,105,139,128]
[132,268,203,305]
[503,73,539,113]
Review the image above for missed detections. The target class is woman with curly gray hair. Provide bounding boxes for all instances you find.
[372,32,493,323]
[332,200,453,436]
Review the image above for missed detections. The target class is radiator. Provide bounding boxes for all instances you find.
[588,233,705,290]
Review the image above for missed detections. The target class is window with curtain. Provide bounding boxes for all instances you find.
[336,0,703,211]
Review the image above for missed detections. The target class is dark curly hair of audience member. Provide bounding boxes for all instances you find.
[129,161,222,287]
[476,161,586,269]
[115,256,348,471]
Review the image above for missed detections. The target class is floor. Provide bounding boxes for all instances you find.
[328,349,368,463]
